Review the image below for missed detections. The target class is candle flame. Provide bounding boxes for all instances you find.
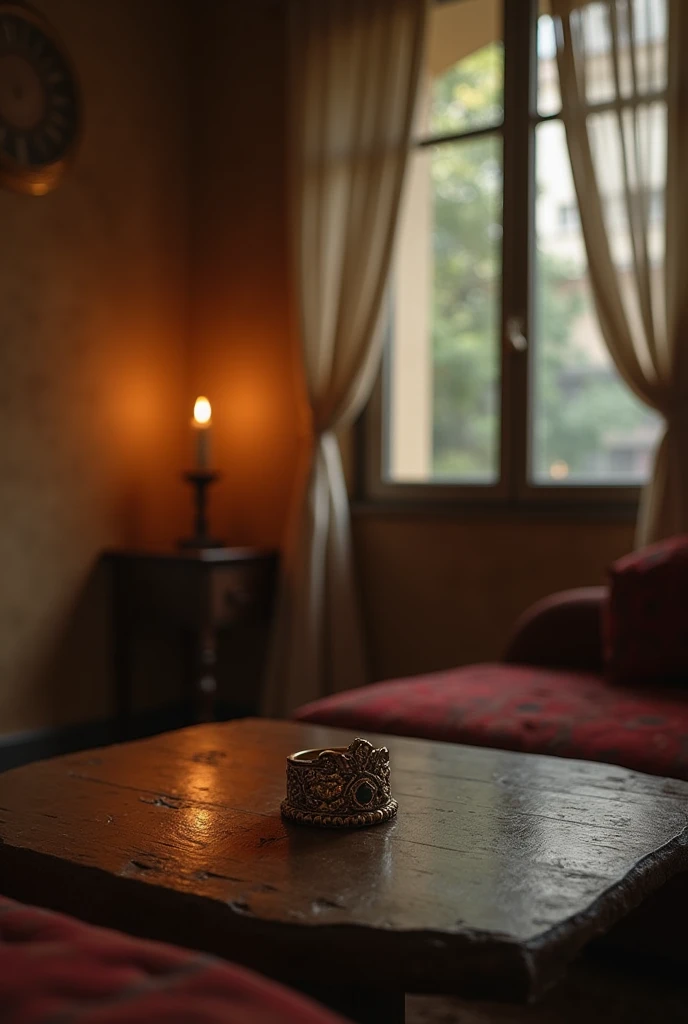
[193,396,212,426]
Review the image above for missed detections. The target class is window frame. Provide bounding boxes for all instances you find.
[360,0,650,511]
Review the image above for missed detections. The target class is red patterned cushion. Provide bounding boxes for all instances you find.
[294,663,688,780]
[0,896,344,1024]
[605,534,688,684]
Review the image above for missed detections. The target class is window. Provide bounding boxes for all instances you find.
[366,0,665,502]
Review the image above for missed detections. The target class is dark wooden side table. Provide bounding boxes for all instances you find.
[105,548,278,732]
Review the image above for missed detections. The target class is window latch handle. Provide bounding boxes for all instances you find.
[506,316,528,353]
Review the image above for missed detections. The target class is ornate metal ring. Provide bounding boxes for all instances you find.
[281,737,398,828]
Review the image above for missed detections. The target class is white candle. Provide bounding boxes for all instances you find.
[192,396,212,470]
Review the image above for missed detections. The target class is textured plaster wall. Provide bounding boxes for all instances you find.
[0,0,189,734]
[188,0,299,549]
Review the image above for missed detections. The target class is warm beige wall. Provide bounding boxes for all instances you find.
[0,0,189,735]
[354,515,635,682]
[188,0,300,549]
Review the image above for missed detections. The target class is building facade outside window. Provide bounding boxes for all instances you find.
[366,0,665,502]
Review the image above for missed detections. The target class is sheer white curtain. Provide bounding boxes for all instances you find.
[551,0,688,544]
[262,0,427,717]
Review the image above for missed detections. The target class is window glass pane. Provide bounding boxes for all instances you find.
[531,119,662,485]
[538,12,561,116]
[415,0,503,139]
[538,0,667,117]
[386,135,502,484]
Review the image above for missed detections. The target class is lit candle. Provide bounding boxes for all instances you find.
[192,396,212,470]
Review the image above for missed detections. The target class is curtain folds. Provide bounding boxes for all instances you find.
[551,0,688,545]
[262,0,428,717]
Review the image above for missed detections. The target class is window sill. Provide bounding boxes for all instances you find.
[350,498,639,524]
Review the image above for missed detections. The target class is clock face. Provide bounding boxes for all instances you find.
[0,3,80,195]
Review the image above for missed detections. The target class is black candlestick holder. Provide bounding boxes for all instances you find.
[179,470,225,549]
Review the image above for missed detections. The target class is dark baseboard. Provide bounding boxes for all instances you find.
[0,701,251,773]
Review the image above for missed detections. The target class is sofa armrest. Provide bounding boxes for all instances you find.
[503,586,607,672]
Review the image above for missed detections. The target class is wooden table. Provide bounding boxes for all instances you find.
[0,719,687,1023]
[105,548,277,729]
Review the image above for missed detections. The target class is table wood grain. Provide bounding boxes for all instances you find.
[0,719,687,1004]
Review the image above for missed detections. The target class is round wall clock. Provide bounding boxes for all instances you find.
[0,2,80,195]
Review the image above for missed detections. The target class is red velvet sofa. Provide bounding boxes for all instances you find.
[295,582,688,783]
[0,894,344,1024]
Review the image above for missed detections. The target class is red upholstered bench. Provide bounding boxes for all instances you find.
[0,895,344,1024]
[294,585,688,783]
